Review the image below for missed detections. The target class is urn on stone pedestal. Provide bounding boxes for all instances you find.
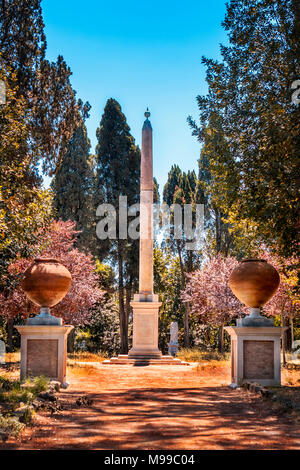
[225,258,284,386]
[16,258,73,385]
[229,259,280,326]
[21,258,72,325]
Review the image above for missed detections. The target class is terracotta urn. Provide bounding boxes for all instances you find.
[229,259,280,308]
[21,258,72,308]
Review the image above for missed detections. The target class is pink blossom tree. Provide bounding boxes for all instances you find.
[182,255,244,351]
[0,220,104,349]
[260,248,299,364]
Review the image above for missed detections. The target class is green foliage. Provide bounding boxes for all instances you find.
[0,414,25,442]
[0,376,40,441]
[0,374,48,408]
[189,0,300,258]
[52,123,96,253]
[74,330,94,352]
[154,246,185,352]
[0,1,89,349]
[0,70,52,290]
[162,165,201,347]
[29,376,49,395]
[87,299,121,356]
[153,177,160,203]
[0,0,90,175]
[163,165,201,270]
[0,185,53,295]
[0,374,47,439]
[162,164,183,206]
[94,260,115,294]
[18,406,35,426]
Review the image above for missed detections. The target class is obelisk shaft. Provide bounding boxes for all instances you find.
[139,114,153,296]
[128,109,161,359]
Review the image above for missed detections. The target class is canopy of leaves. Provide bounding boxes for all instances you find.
[188,0,300,258]
[0,0,90,175]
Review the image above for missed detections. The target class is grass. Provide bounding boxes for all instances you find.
[67,363,100,376]
[282,365,300,387]
[0,375,49,409]
[4,352,20,363]
[177,348,230,363]
[265,368,300,417]
[67,351,107,364]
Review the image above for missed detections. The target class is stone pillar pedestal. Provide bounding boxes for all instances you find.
[15,325,73,386]
[128,294,162,359]
[168,343,179,357]
[225,326,287,387]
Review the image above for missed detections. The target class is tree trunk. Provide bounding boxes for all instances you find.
[118,247,128,354]
[218,324,224,353]
[177,240,189,348]
[215,209,221,254]
[205,327,210,348]
[7,319,14,352]
[290,316,294,349]
[125,283,132,347]
[281,313,286,365]
[67,328,76,353]
[184,303,190,348]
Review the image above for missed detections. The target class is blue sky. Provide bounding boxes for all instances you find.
[42,0,228,193]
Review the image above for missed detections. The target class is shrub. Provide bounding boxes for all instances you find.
[30,376,49,394]
[18,406,35,426]
[0,414,25,442]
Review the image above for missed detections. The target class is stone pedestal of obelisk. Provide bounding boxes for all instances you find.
[128,110,162,359]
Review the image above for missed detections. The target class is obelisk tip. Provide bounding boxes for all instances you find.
[143,108,152,130]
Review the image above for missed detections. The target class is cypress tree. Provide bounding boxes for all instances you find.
[95,98,140,354]
[52,123,95,253]
[163,166,201,347]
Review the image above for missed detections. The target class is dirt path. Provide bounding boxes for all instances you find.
[2,363,299,450]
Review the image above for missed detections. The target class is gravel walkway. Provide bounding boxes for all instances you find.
[1,363,299,450]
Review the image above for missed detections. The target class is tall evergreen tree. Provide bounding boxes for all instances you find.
[189,0,300,258]
[52,123,95,253]
[0,0,90,175]
[163,166,200,347]
[153,177,160,204]
[0,0,46,97]
[163,164,183,206]
[95,99,140,354]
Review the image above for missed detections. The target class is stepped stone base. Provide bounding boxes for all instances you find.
[102,354,190,366]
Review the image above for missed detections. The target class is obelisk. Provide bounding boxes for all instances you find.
[128,109,162,359]
[139,108,154,297]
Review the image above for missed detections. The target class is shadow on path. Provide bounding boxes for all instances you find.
[5,385,298,450]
